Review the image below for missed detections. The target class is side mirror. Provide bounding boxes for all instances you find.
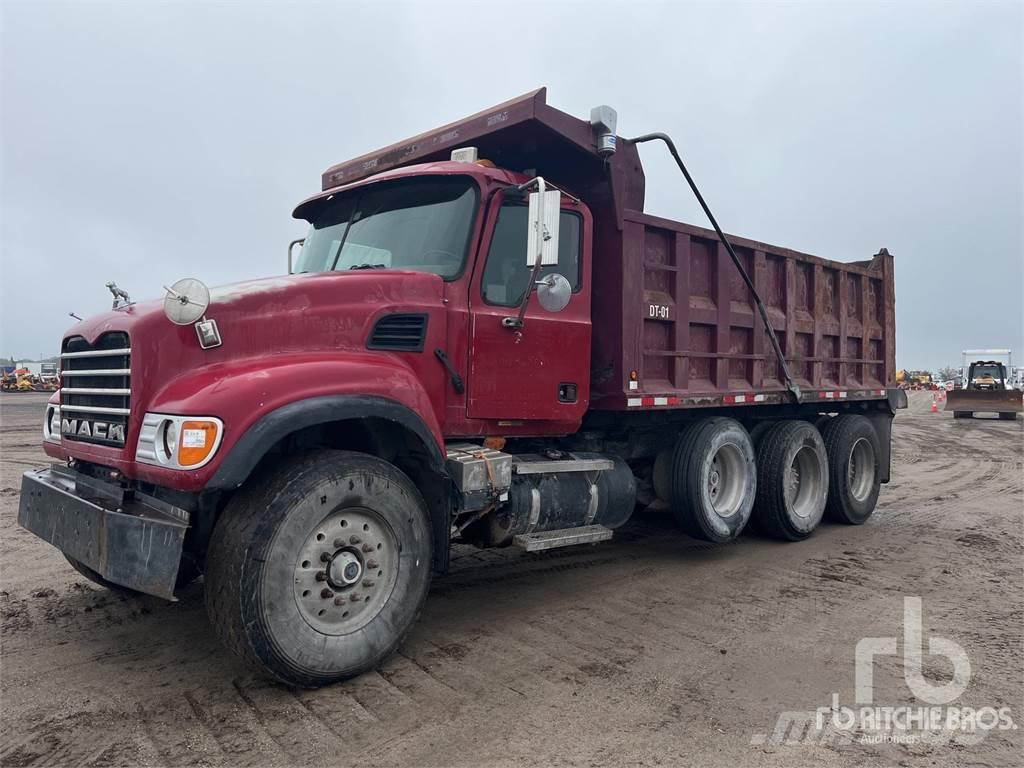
[535,273,572,313]
[288,238,305,274]
[526,188,560,267]
[502,178,563,330]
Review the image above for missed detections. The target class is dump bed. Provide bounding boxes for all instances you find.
[318,88,896,411]
[592,213,895,410]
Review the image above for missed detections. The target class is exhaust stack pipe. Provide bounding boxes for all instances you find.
[590,105,618,156]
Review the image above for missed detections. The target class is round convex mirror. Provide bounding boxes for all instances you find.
[536,273,572,313]
[163,278,210,325]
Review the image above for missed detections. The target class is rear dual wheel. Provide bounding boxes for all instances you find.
[665,414,881,541]
[753,421,829,540]
[669,418,757,542]
[820,415,881,525]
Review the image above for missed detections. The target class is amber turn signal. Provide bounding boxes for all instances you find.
[177,420,221,467]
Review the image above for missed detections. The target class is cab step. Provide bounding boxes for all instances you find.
[513,525,613,552]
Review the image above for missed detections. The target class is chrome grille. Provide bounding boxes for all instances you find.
[60,332,131,446]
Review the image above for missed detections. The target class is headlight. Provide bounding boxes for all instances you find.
[43,405,61,444]
[161,420,178,457]
[137,413,223,469]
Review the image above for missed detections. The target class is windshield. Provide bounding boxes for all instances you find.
[294,177,478,278]
[973,365,1003,379]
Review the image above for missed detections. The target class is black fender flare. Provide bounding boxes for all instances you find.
[207,395,446,490]
[205,395,451,570]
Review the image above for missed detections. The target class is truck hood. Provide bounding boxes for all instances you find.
[65,270,445,360]
[49,270,449,484]
[61,271,446,424]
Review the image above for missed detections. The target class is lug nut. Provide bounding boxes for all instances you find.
[334,597,346,606]
[315,572,328,582]
[349,535,362,545]
[366,559,379,569]
[349,593,361,603]
[333,538,346,548]
[361,543,374,553]
[320,552,332,563]
[320,588,334,599]
[362,580,375,588]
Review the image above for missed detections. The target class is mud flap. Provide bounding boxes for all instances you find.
[17,466,188,600]
[944,389,1023,416]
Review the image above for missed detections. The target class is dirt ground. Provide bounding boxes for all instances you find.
[1,391,1021,767]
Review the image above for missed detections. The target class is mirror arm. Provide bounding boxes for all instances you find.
[502,240,548,329]
[287,238,305,274]
[502,178,548,330]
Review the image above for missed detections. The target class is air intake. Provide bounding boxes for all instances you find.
[367,314,428,352]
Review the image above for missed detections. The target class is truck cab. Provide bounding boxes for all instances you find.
[289,161,594,437]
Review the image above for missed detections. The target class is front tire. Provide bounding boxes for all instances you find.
[952,411,971,419]
[820,415,881,525]
[670,418,756,542]
[205,450,432,687]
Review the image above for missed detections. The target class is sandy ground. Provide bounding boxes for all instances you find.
[0,391,1021,768]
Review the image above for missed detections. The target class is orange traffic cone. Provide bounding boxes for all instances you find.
[931,394,939,413]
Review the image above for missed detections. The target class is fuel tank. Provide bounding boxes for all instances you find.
[463,453,636,547]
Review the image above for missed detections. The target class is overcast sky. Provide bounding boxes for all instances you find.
[1,0,1021,371]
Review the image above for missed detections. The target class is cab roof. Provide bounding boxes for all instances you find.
[291,161,528,220]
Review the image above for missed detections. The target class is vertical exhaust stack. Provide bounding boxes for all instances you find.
[590,105,618,156]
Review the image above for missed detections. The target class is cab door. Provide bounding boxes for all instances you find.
[467,194,591,425]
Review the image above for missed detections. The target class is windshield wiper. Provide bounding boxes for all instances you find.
[349,263,389,270]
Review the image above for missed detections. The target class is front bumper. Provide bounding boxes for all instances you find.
[18,465,189,600]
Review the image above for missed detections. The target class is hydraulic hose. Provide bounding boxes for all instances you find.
[627,132,802,403]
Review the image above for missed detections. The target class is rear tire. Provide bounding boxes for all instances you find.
[998,412,1017,421]
[747,421,774,451]
[820,415,880,525]
[205,449,432,688]
[753,420,828,541]
[670,418,756,542]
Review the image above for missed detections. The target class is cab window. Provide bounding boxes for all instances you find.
[481,205,582,307]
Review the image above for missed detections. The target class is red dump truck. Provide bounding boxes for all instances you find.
[19,89,905,686]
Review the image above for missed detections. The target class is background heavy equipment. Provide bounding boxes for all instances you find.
[896,369,934,390]
[946,349,1022,420]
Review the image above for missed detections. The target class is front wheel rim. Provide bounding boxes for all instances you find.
[847,438,875,502]
[292,506,399,636]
